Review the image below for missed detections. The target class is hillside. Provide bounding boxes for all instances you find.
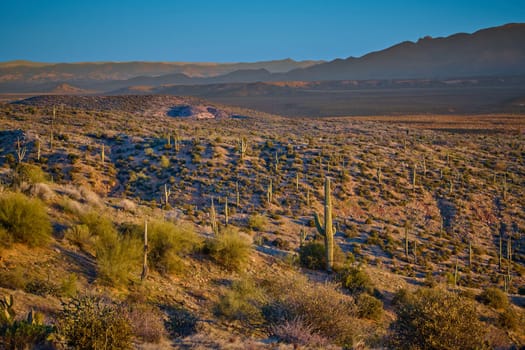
[0,96,524,349]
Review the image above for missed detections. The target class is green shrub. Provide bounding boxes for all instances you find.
[1,319,54,350]
[340,267,374,296]
[81,211,117,239]
[148,220,201,275]
[215,278,265,324]
[299,242,325,270]
[95,230,141,286]
[13,163,48,186]
[59,274,78,298]
[206,227,252,271]
[390,287,486,350]
[248,213,267,231]
[356,293,383,321]
[477,287,509,309]
[58,295,133,350]
[299,240,346,271]
[0,192,52,247]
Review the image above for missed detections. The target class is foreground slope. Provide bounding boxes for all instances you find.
[0,96,524,349]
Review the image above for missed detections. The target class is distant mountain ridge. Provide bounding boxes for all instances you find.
[0,58,322,84]
[0,23,524,94]
[281,23,525,81]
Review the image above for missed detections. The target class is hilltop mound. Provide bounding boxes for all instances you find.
[14,95,251,119]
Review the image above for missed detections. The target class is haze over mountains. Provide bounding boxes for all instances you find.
[1,23,524,116]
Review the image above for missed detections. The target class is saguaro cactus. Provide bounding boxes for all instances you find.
[164,184,171,206]
[36,138,41,161]
[412,163,417,190]
[210,197,218,235]
[313,177,335,272]
[267,179,273,204]
[239,137,248,160]
[235,181,240,209]
[50,106,55,150]
[141,220,148,281]
[224,197,229,226]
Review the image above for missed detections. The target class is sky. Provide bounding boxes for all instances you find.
[1,0,524,63]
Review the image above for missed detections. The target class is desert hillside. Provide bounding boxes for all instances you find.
[0,95,523,349]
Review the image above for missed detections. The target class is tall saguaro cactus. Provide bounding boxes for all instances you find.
[210,197,218,235]
[141,220,148,281]
[313,177,335,272]
[239,137,248,160]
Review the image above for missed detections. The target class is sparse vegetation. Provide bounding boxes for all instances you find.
[0,98,523,348]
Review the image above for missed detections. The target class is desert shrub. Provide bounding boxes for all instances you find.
[95,230,141,286]
[390,287,486,350]
[58,295,133,350]
[127,303,165,343]
[356,293,383,321]
[340,267,374,296]
[477,287,509,309]
[165,305,198,338]
[80,212,141,285]
[25,279,59,297]
[65,224,92,251]
[271,317,332,348]
[264,275,358,347]
[0,318,54,350]
[497,307,520,330]
[248,213,267,231]
[0,267,27,290]
[299,239,346,271]
[79,187,103,208]
[299,242,325,270]
[80,211,117,239]
[0,192,52,247]
[12,163,48,187]
[148,220,202,275]
[215,278,265,324]
[0,226,11,249]
[59,274,78,298]
[206,227,252,271]
[29,182,54,202]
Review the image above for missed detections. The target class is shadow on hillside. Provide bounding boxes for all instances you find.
[54,245,97,283]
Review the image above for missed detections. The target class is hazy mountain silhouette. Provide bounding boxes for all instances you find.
[0,23,523,94]
[280,23,525,81]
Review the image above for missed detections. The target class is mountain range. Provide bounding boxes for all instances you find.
[1,23,524,94]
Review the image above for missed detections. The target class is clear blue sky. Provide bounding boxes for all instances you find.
[1,0,524,63]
